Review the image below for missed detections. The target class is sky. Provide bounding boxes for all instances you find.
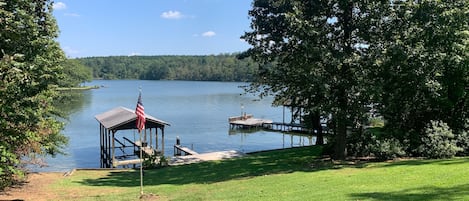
[52,0,253,58]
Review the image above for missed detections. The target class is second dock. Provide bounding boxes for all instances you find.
[229,114,273,129]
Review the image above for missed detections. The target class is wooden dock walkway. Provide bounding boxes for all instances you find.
[170,150,245,166]
[171,144,245,165]
[228,112,332,134]
[265,122,311,133]
[174,144,199,156]
[228,114,316,134]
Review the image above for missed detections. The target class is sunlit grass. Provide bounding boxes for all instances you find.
[49,146,469,201]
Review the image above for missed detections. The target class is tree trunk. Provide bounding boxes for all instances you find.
[334,93,348,160]
[332,0,353,160]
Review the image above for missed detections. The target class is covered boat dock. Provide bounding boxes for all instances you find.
[95,107,170,168]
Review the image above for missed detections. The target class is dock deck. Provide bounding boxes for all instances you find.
[229,114,320,134]
[170,150,245,166]
[172,144,245,165]
[229,114,273,129]
[174,144,199,155]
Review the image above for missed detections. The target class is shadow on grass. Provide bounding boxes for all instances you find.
[377,157,469,168]
[350,184,469,201]
[76,146,331,187]
[75,146,469,189]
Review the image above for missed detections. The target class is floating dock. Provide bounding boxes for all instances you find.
[229,114,273,129]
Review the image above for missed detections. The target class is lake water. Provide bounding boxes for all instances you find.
[39,80,316,172]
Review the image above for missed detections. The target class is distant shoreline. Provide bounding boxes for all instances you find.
[56,85,100,91]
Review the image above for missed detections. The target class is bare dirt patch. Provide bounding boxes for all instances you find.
[0,172,64,201]
[139,193,160,201]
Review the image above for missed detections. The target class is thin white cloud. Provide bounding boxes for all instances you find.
[53,2,67,10]
[128,52,142,56]
[161,10,184,19]
[202,31,216,37]
[62,46,80,57]
[64,13,80,17]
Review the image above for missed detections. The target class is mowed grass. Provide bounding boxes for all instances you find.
[50,146,469,201]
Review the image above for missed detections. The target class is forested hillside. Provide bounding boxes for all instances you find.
[76,54,258,81]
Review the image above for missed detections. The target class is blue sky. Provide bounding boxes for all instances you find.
[52,0,253,58]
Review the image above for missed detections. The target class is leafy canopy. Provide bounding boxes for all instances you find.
[0,0,68,189]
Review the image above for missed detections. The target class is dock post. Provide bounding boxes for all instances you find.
[175,136,181,156]
[112,131,115,168]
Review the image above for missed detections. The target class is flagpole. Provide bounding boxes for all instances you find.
[137,87,144,196]
[139,129,143,195]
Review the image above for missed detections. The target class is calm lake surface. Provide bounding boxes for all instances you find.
[39,80,315,172]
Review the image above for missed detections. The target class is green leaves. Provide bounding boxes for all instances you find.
[243,0,468,159]
[378,0,469,145]
[0,0,68,190]
[419,120,461,159]
[243,0,393,159]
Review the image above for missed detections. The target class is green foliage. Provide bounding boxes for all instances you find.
[376,0,469,152]
[369,117,384,128]
[372,138,407,160]
[242,0,392,159]
[347,128,406,160]
[76,54,258,82]
[159,155,169,167]
[0,0,68,190]
[57,59,93,87]
[142,154,169,169]
[142,155,156,169]
[455,130,469,156]
[455,119,469,156]
[418,120,461,159]
[242,0,468,159]
[347,130,374,158]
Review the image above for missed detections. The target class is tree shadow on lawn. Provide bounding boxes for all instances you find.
[377,157,469,168]
[76,146,335,187]
[75,146,468,188]
[350,183,469,201]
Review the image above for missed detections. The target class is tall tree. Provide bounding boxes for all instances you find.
[376,0,468,151]
[241,0,390,159]
[0,0,68,189]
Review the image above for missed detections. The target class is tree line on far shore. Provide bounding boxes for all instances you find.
[75,55,258,82]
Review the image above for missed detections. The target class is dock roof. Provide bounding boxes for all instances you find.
[95,107,170,131]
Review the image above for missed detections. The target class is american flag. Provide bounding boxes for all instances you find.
[135,92,145,132]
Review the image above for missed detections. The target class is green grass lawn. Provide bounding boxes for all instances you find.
[51,146,469,201]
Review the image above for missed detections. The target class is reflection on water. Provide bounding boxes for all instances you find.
[55,90,92,117]
[229,128,316,151]
[38,80,317,172]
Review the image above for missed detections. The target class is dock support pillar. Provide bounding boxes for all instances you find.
[175,136,181,156]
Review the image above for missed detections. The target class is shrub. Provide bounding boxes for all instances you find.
[418,120,461,159]
[455,119,469,156]
[371,138,406,160]
[347,128,374,157]
[369,117,385,128]
[347,128,406,160]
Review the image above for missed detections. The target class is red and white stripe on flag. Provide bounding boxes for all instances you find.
[135,92,145,132]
